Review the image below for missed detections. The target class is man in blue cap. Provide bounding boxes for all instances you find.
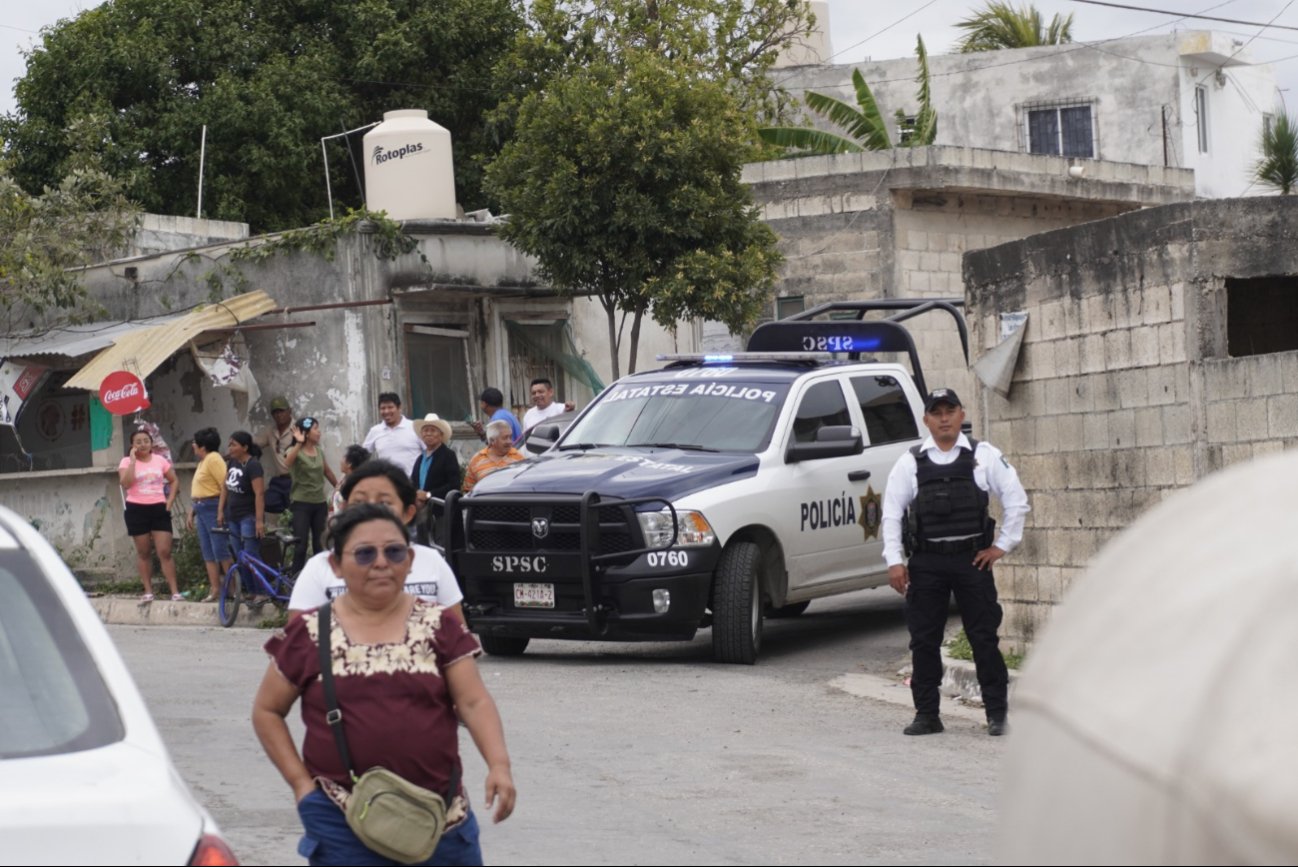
[881,388,1030,737]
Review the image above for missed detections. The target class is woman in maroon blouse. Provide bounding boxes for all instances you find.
[252,503,515,865]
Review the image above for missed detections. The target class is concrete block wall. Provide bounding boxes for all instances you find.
[965,197,1298,649]
[735,148,1193,391]
[0,464,197,581]
[892,192,1134,399]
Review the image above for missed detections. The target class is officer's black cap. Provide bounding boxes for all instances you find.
[923,388,962,412]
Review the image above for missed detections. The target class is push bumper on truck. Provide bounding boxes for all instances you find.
[442,491,720,646]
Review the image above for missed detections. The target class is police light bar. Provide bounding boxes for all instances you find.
[746,319,929,394]
[747,320,916,355]
[656,352,832,364]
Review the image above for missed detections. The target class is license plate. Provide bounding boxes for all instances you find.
[514,583,555,609]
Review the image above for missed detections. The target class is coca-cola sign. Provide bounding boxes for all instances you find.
[99,371,151,415]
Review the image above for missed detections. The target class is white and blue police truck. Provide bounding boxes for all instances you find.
[442,300,967,664]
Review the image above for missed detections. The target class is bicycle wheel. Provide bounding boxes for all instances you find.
[218,563,243,627]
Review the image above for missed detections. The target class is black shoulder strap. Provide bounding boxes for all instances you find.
[316,602,460,800]
[966,436,979,453]
[318,603,357,780]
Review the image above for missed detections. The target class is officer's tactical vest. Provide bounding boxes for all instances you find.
[909,439,989,541]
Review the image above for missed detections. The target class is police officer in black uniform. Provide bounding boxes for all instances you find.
[881,388,1030,736]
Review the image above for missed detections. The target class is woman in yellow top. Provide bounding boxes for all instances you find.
[187,427,231,602]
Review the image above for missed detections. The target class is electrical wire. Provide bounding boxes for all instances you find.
[808,1,1255,87]
[1066,0,1298,31]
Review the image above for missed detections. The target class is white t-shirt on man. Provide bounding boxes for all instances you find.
[361,415,424,475]
[522,400,567,433]
[287,544,464,610]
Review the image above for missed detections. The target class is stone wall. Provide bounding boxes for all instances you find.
[0,464,195,582]
[964,197,1298,647]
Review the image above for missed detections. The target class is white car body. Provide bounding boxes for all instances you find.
[0,506,234,866]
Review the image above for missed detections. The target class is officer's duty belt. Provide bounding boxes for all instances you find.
[915,536,982,555]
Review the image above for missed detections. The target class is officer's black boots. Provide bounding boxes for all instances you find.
[903,713,944,735]
[987,715,1008,736]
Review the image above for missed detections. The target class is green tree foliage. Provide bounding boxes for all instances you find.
[493,0,815,131]
[0,116,140,335]
[486,0,808,377]
[1,0,521,233]
[1254,112,1298,195]
[955,1,1073,52]
[485,54,782,378]
[758,36,936,154]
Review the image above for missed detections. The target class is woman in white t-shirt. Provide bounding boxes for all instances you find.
[287,458,463,620]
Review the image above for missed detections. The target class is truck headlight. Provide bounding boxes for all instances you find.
[637,509,716,548]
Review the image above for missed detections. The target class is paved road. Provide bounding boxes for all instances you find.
[110,589,1004,866]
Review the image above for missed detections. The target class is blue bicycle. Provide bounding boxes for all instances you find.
[212,527,297,627]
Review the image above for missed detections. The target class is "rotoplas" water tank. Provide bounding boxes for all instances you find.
[363,109,456,220]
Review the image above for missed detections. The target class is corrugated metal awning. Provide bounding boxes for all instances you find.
[65,290,277,390]
[0,315,185,360]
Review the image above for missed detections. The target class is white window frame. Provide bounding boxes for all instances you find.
[1195,85,1210,154]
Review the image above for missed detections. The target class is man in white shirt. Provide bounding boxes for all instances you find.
[287,458,463,618]
[881,388,1030,738]
[361,391,423,475]
[521,377,574,433]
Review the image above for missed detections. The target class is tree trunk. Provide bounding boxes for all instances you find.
[602,294,621,380]
[627,307,645,374]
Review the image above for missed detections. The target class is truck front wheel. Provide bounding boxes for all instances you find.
[711,541,763,665]
[479,635,530,656]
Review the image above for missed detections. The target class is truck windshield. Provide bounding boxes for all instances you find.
[563,379,790,453]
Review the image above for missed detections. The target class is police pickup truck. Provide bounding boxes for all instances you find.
[441,300,967,664]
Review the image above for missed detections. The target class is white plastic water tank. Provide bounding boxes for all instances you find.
[362,109,456,220]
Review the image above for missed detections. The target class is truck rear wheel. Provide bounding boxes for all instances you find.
[712,541,763,665]
[479,635,530,656]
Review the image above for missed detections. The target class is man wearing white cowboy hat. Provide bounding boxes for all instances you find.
[411,413,460,544]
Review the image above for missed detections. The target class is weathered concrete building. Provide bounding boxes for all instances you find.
[963,196,1298,648]
[778,31,1276,199]
[0,217,691,576]
[724,145,1195,396]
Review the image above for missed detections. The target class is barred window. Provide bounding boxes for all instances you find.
[1023,100,1095,158]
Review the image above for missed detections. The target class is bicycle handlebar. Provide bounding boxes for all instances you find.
[210,526,298,544]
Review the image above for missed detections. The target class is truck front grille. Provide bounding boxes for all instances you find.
[467,501,637,556]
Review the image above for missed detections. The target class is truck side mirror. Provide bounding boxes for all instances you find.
[785,425,864,463]
[525,423,562,455]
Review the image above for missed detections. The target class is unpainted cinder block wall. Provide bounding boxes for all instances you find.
[964,197,1298,649]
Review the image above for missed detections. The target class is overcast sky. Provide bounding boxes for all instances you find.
[0,1,1293,117]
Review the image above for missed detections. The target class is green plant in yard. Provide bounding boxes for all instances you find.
[758,35,936,155]
[186,208,422,298]
[946,629,974,660]
[258,609,289,630]
[955,2,1073,52]
[94,579,147,596]
[946,629,1023,669]
[1253,111,1298,195]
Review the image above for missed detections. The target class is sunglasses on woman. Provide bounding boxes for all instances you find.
[344,543,411,567]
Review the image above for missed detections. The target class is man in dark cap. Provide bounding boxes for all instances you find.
[880,388,1030,737]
